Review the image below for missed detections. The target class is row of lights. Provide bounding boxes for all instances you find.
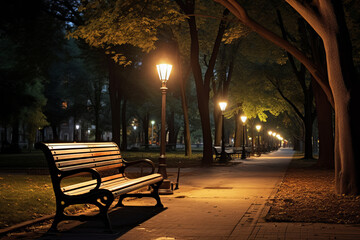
[219,101,287,160]
[268,131,284,141]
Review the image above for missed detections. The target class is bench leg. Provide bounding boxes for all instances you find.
[115,181,164,208]
[50,201,66,231]
[115,195,126,207]
[151,181,164,208]
[93,192,114,232]
[50,191,114,232]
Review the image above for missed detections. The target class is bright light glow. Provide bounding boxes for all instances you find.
[256,125,262,132]
[272,132,276,137]
[151,120,155,125]
[268,131,272,135]
[240,115,247,123]
[219,101,227,111]
[156,64,172,82]
[75,124,80,130]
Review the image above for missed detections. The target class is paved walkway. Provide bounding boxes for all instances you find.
[3,148,360,239]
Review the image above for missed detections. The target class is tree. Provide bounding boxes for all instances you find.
[215,0,360,195]
[65,0,185,147]
[175,0,230,165]
[0,0,64,150]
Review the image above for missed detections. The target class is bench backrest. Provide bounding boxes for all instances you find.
[36,142,124,174]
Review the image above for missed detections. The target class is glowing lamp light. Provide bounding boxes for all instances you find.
[256,125,262,132]
[156,64,172,82]
[268,131,273,136]
[240,115,247,123]
[219,101,227,112]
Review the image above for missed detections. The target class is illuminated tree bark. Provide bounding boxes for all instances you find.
[215,0,360,194]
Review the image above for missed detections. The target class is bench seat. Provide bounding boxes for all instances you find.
[63,173,163,196]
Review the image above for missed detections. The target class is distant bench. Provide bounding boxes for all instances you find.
[213,146,251,161]
[36,142,163,231]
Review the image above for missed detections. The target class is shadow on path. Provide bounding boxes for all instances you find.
[38,206,166,240]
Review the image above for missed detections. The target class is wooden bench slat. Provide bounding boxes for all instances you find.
[112,176,163,196]
[62,174,126,193]
[56,157,122,168]
[54,151,120,161]
[64,174,162,196]
[45,142,118,150]
[52,147,120,156]
[58,160,123,171]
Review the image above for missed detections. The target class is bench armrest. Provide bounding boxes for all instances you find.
[123,159,156,174]
[60,168,102,192]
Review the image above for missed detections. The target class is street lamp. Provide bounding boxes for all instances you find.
[156,63,172,194]
[255,124,262,156]
[240,115,247,159]
[219,101,228,162]
[151,120,155,144]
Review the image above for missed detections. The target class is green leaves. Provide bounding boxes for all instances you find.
[68,0,186,63]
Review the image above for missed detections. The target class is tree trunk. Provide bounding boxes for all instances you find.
[214,102,222,146]
[180,69,192,156]
[313,79,334,168]
[108,59,121,147]
[174,43,192,156]
[143,112,149,150]
[168,111,177,150]
[324,19,360,194]
[181,3,228,166]
[51,124,59,142]
[303,88,314,159]
[121,98,127,151]
[234,111,241,148]
[10,120,21,152]
[286,0,360,194]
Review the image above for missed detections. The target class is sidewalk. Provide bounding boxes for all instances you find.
[3,148,360,239]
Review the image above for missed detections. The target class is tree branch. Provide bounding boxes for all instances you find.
[214,0,334,107]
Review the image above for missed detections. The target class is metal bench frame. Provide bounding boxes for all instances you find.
[36,142,163,231]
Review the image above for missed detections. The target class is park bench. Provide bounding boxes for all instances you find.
[213,146,252,161]
[213,146,233,161]
[35,142,163,231]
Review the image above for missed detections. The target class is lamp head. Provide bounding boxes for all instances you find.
[256,125,262,132]
[219,101,227,112]
[156,63,172,82]
[240,115,247,123]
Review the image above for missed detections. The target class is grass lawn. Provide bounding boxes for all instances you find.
[0,174,55,229]
[0,150,204,229]
[0,150,204,169]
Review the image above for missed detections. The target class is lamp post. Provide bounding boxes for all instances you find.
[272,132,277,149]
[75,124,80,142]
[219,101,228,162]
[255,124,262,156]
[268,131,273,151]
[156,63,173,194]
[240,115,247,159]
[151,120,155,144]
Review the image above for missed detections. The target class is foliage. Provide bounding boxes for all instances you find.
[67,0,186,64]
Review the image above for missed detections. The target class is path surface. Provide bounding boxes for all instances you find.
[4,148,360,239]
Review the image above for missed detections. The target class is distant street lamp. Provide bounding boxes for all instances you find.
[241,115,247,159]
[156,63,173,194]
[256,124,262,156]
[219,101,228,162]
[151,120,155,144]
